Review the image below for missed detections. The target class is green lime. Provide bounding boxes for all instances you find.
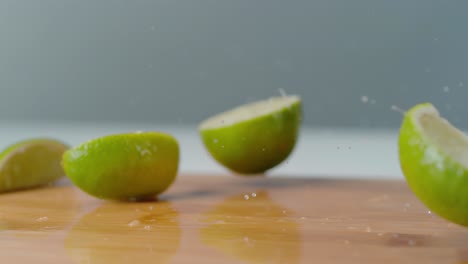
[0,138,69,193]
[199,95,302,174]
[62,132,179,201]
[399,103,468,226]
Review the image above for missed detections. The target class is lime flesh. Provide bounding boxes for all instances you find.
[199,95,302,174]
[399,103,468,226]
[62,132,179,201]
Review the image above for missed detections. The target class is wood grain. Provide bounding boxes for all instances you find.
[0,175,467,264]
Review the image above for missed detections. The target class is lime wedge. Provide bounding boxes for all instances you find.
[399,103,468,226]
[62,132,179,201]
[0,138,69,193]
[199,95,302,174]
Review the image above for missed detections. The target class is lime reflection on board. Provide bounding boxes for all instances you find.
[200,191,301,264]
[65,201,181,264]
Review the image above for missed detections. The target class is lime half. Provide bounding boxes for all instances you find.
[0,138,69,193]
[399,103,468,226]
[62,132,179,201]
[199,95,302,174]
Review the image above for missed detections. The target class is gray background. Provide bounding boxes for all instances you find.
[0,0,467,128]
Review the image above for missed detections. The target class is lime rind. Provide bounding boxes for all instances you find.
[399,103,468,226]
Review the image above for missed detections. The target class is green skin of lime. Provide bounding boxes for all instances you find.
[200,102,301,174]
[0,138,69,193]
[399,104,468,226]
[62,132,179,201]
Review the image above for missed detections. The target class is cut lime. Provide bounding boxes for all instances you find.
[199,95,302,174]
[399,103,468,226]
[62,132,179,201]
[0,138,69,193]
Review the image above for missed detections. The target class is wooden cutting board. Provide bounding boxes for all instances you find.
[0,175,467,264]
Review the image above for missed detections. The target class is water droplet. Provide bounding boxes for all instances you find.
[282,210,287,214]
[221,145,225,149]
[344,240,351,245]
[300,217,307,220]
[128,220,141,227]
[150,25,156,31]
[213,139,218,144]
[408,240,415,246]
[244,194,250,200]
[459,82,464,87]
[144,225,152,231]
[148,206,154,210]
[370,99,376,104]
[365,227,372,233]
[135,130,143,134]
[262,148,266,152]
[36,217,48,222]
[377,232,384,236]
[443,86,450,93]
[405,203,411,208]
[278,88,287,97]
[361,96,369,103]
[391,105,405,115]
[427,210,432,215]
[243,236,249,242]
[251,192,257,197]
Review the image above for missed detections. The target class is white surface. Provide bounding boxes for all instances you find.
[0,121,403,179]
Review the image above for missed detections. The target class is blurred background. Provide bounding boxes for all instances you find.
[0,0,467,178]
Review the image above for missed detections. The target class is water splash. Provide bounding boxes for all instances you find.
[390,105,406,115]
[278,88,287,97]
[36,216,49,222]
[128,220,141,227]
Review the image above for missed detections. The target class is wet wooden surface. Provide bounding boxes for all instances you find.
[0,175,467,264]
